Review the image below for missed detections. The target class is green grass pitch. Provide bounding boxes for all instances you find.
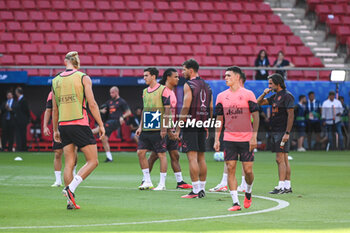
[0,150,349,233]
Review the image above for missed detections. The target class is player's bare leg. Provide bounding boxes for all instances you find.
[226,160,241,211]
[137,149,153,190]
[153,152,167,190]
[242,162,254,208]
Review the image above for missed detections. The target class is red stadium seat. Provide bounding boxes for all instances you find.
[126,1,141,11]
[105,12,119,22]
[53,44,68,55]
[81,1,95,10]
[273,35,287,45]
[107,33,122,44]
[233,56,249,67]
[239,14,253,24]
[308,57,324,67]
[83,23,98,32]
[253,15,268,24]
[46,32,61,44]
[233,24,248,34]
[293,57,308,67]
[135,12,149,22]
[0,55,14,65]
[124,56,140,66]
[52,22,67,32]
[67,22,83,32]
[79,55,94,65]
[30,33,44,43]
[6,1,21,10]
[284,46,298,56]
[249,25,264,35]
[159,23,174,33]
[100,44,116,54]
[243,35,258,45]
[109,56,124,65]
[156,56,171,66]
[22,22,36,32]
[162,45,177,55]
[304,71,318,80]
[219,24,233,34]
[113,23,128,33]
[84,44,99,54]
[74,12,89,22]
[288,35,304,46]
[138,34,152,44]
[131,44,147,55]
[140,55,156,66]
[153,34,168,44]
[116,45,131,55]
[111,1,126,11]
[287,70,303,80]
[150,13,164,22]
[180,13,194,23]
[90,12,104,21]
[76,33,92,43]
[7,21,21,31]
[171,56,186,66]
[59,12,73,22]
[15,55,31,65]
[184,34,198,44]
[38,22,52,32]
[96,1,111,11]
[194,13,210,23]
[268,14,283,24]
[199,34,213,45]
[193,45,207,55]
[214,35,228,45]
[207,45,223,55]
[297,46,313,57]
[23,44,38,54]
[142,1,155,12]
[258,35,274,45]
[38,44,54,54]
[15,33,30,42]
[174,23,188,33]
[200,2,214,12]
[102,69,119,77]
[86,69,102,77]
[92,33,107,43]
[209,13,224,23]
[46,55,61,65]
[202,56,217,66]
[147,45,162,55]
[238,45,254,56]
[0,11,14,21]
[52,1,66,10]
[168,34,183,44]
[214,2,229,12]
[228,35,244,45]
[128,23,143,33]
[222,45,238,56]
[170,2,185,11]
[204,24,220,33]
[7,44,21,54]
[189,23,204,34]
[120,12,134,22]
[278,25,293,35]
[94,55,109,66]
[263,25,278,34]
[165,13,180,22]
[144,23,158,33]
[122,34,138,44]
[69,44,84,54]
[218,56,233,66]
[243,3,259,13]
[44,11,59,21]
[31,55,46,65]
[156,1,170,11]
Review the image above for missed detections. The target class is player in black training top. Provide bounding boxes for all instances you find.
[92,86,131,162]
[257,73,294,194]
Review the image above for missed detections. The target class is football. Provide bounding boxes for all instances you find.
[213,152,224,162]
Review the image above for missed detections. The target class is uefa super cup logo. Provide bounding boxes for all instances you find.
[200,89,207,112]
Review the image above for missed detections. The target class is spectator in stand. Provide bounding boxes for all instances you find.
[0,91,16,152]
[321,91,344,150]
[254,49,270,80]
[13,87,30,151]
[294,95,307,152]
[305,91,322,150]
[273,51,295,79]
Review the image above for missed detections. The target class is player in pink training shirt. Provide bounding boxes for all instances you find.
[214,66,260,211]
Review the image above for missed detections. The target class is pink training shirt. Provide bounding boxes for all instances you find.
[216,87,257,142]
[167,87,177,119]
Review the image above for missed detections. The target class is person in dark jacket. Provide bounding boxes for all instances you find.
[0,91,16,151]
[14,87,30,151]
[254,49,270,80]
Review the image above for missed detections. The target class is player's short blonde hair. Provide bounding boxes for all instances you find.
[65,51,80,69]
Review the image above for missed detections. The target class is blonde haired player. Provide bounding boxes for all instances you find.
[52,51,105,209]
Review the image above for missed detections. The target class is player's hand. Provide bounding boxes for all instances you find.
[249,137,257,152]
[136,127,141,137]
[263,88,272,95]
[43,126,51,136]
[100,108,107,114]
[213,140,220,152]
[53,130,61,143]
[119,116,125,126]
[282,133,289,143]
[98,125,105,140]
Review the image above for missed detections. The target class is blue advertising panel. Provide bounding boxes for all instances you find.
[0,71,28,83]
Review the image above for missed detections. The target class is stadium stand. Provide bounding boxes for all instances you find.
[306,0,350,57]
[0,0,328,80]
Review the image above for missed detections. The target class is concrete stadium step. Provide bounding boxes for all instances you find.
[266,0,347,67]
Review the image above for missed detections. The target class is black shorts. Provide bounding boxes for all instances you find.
[181,127,207,153]
[138,131,167,153]
[105,119,120,137]
[271,132,290,153]
[306,121,322,134]
[166,136,178,151]
[52,140,63,150]
[59,125,96,148]
[224,141,254,162]
[296,126,306,137]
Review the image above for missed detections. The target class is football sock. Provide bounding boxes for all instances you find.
[246,183,253,193]
[192,181,200,194]
[174,172,183,183]
[142,169,151,183]
[285,180,291,189]
[278,181,285,189]
[241,176,247,187]
[230,190,239,205]
[199,181,206,191]
[69,175,83,193]
[220,173,228,186]
[106,151,113,160]
[54,171,61,184]
[159,173,167,186]
[73,165,77,177]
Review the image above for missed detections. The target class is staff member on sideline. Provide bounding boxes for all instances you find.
[257,73,294,194]
[52,51,105,210]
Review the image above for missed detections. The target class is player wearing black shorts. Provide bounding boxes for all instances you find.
[174,59,213,198]
[257,73,294,194]
[43,91,77,187]
[92,86,131,162]
[52,51,105,209]
[135,67,171,190]
[147,68,192,190]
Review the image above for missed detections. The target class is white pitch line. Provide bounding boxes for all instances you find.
[0,184,289,230]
